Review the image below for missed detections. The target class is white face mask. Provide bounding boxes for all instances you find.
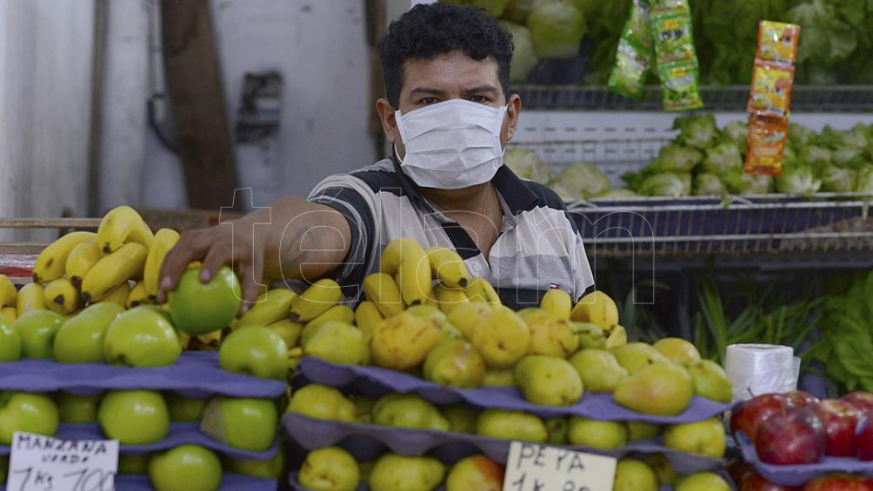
[395,99,507,190]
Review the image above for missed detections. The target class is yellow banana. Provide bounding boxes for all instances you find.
[354,301,382,343]
[305,304,354,330]
[81,243,148,303]
[266,319,303,349]
[362,273,404,318]
[465,277,501,306]
[540,289,573,320]
[95,281,131,308]
[43,278,80,315]
[0,274,17,308]
[433,284,470,315]
[236,288,297,328]
[32,231,96,283]
[606,325,628,349]
[425,246,470,289]
[96,205,154,254]
[143,228,180,299]
[17,282,46,316]
[194,330,223,351]
[1,306,17,322]
[126,281,152,308]
[570,291,619,329]
[289,279,342,322]
[65,238,103,286]
[380,238,431,306]
[178,332,191,350]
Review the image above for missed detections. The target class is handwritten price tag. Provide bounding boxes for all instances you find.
[7,432,118,491]
[503,441,617,491]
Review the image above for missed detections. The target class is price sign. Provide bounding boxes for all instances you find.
[503,441,617,491]
[7,432,119,491]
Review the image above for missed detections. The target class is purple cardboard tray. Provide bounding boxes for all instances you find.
[0,473,276,491]
[282,413,725,476]
[0,423,278,461]
[737,432,873,487]
[0,352,286,398]
[295,358,731,424]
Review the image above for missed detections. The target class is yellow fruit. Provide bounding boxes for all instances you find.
[95,281,132,309]
[432,285,470,315]
[425,246,471,289]
[64,238,103,286]
[540,289,572,320]
[32,231,96,283]
[464,278,501,306]
[237,288,297,327]
[571,290,619,329]
[16,283,46,316]
[305,305,354,331]
[266,319,303,349]
[126,281,152,309]
[606,325,628,349]
[0,275,17,308]
[289,279,342,322]
[363,273,404,318]
[43,278,80,315]
[447,302,492,339]
[1,306,17,322]
[370,311,442,370]
[380,238,432,306]
[80,243,148,302]
[96,205,154,253]
[143,228,180,298]
[470,306,530,369]
[353,301,382,342]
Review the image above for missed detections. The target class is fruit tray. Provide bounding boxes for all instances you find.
[295,358,731,424]
[0,352,286,398]
[0,473,276,491]
[737,434,873,487]
[0,423,278,461]
[282,413,725,475]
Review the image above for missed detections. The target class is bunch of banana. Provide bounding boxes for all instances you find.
[143,228,180,300]
[65,238,103,286]
[431,284,470,315]
[353,301,382,342]
[32,231,96,283]
[464,277,501,306]
[570,290,626,349]
[0,274,19,321]
[96,281,131,309]
[126,281,152,309]
[80,243,148,303]
[235,288,298,328]
[424,246,471,289]
[96,205,154,254]
[289,279,343,322]
[43,278,80,315]
[380,238,432,306]
[362,273,404,318]
[305,304,354,331]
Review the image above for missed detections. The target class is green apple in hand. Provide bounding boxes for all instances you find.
[219,326,288,380]
[169,266,241,336]
[13,310,64,358]
[149,445,222,491]
[0,316,21,361]
[56,391,102,423]
[200,397,277,451]
[224,447,285,479]
[103,306,181,367]
[0,392,60,444]
[98,390,170,445]
[164,392,209,423]
[118,453,151,475]
[53,303,123,363]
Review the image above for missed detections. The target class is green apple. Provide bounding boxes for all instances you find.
[369,454,445,491]
[200,397,277,451]
[0,316,21,361]
[103,306,181,367]
[567,416,627,450]
[149,445,222,491]
[0,455,8,484]
[663,418,726,458]
[0,392,60,444]
[12,310,64,358]
[286,384,355,422]
[299,447,359,491]
[118,454,151,475]
[53,304,122,363]
[98,390,170,444]
[168,266,241,336]
[164,392,209,423]
[56,391,102,423]
[224,447,285,479]
[613,458,658,491]
[219,326,288,380]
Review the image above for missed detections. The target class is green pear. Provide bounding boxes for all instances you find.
[568,349,628,393]
[514,356,583,406]
[301,321,370,365]
[52,303,123,363]
[200,397,277,451]
[406,305,462,339]
[299,447,359,491]
[611,343,668,374]
[518,308,579,357]
[613,362,693,416]
[164,392,209,423]
[481,368,515,387]
[688,360,733,403]
[476,409,547,442]
[0,392,60,444]
[625,421,661,442]
[13,310,64,359]
[675,472,731,491]
[573,322,607,349]
[118,454,151,475]
[567,416,627,449]
[423,339,486,388]
[224,448,285,479]
[369,454,445,491]
[663,418,726,458]
[148,445,222,491]
[372,393,449,431]
[0,316,21,361]
[546,417,569,445]
[441,404,478,434]
[613,458,658,491]
[654,338,701,365]
[446,455,504,491]
[286,384,355,422]
[56,392,102,423]
[470,306,530,369]
[644,453,679,486]
[350,394,376,424]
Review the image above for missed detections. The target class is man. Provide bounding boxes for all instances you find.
[158,3,594,311]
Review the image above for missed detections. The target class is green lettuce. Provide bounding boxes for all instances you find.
[693,173,727,196]
[722,121,749,150]
[673,114,720,150]
[500,22,539,82]
[503,148,551,183]
[638,172,692,197]
[821,166,857,193]
[553,162,611,199]
[776,166,822,196]
[699,142,743,175]
[527,1,586,59]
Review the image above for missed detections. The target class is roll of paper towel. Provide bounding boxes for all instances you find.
[725,344,800,402]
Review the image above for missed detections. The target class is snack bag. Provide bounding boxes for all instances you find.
[648,0,689,13]
[748,61,795,121]
[744,117,788,176]
[757,21,800,64]
[651,11,695,65]
[608,0,654,99]
[659,60,703,111]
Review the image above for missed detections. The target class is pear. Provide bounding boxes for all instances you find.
[675,472,731,491]
[423,339,486,388]
[625,421,661,442]
[372,393,449,431]
[286,384,355,422]
[654,337,701,365]
[545,417,569,445]
[349,395,376,424]
[572,322,607,349]
[299,447,359,491]
[611,342,668,374]
[406,305,463,339]
[688,360,733,403]
[643,454,679,486]
[470,306,530,369]
[605,324,628,349]
[370,311,442,370]
[476,409,548,442]
[613,458,658,491]
[514,355,583,406]
[568,349,628,393]
[567,416,627,449]
[445,455,504,491]
[369,454,445,491]
[518,308,579,357]
[447,302,492,339]
[481,368,515,387]
[441,404,477,434]
[570,291,619,329]
[663,418,726,458]
[301,321,370,365]
[613,362,693,416]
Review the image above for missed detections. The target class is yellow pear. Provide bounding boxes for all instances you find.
[423,339,486,388]
[481,368,515,387]
[567,416,627,449]
[663,418,726,458]
[441,404,477,434]
[613,458,658,491]
[611,342,668,374]
[369,454,445,491]
[370,311,442,370]
[613,362,694,416]
[626,421,662,441]
[518,308,579,357]
[447,302,492,339]
[568,349,628,393]
[653,337,701,365]
[470,306,530,369]
[476,409,547,443]
[688,360,733,403]
[570,291,618,329]
[286,384,355,422]
[514,356,584,406]
[372,393,449,431]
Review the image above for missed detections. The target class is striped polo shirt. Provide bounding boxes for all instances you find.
[307,157,595,309]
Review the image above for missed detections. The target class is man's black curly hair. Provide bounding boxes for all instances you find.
[378,3,513,109]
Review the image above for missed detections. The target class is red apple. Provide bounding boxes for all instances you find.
[856,409,873,461]
[843,392,873,413]
[756,408,826,465]
[802,473,873,491]
[742,472,800,491]
[731,393,791,443]
[729,461,758,488]
[812,399,864,457]
[785,391,819,409]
